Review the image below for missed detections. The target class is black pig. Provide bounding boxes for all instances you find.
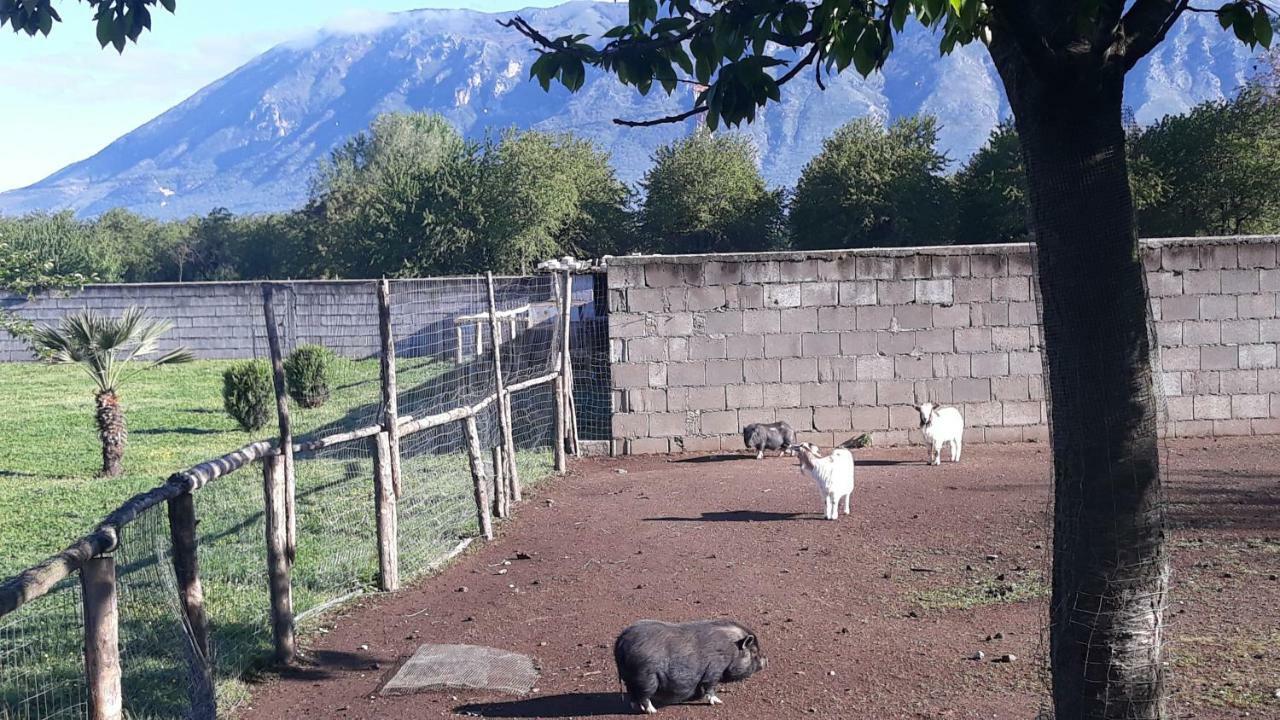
[742,421,795,459]
[613,619,766,714]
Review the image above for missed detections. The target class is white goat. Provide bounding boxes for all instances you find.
[793,442,855,521]
[918,402,964,465]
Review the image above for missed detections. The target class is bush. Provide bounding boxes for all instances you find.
[284,344,333,409]
[222,360,273,432]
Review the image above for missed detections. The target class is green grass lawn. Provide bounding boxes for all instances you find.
[0,358,554,719]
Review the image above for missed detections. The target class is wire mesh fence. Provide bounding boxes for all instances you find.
[1,270,605,720]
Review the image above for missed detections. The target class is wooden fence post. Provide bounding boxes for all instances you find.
[561,270,580,456]
[81,556,123,720]
[486,273,521,503]
[553,376,567,473]
[463,416,494,540]
[372,431,399,591]
[261,284,296,563]
[377,280,403,499]
[262,453,295,664]
[167,493,215,717]
[491,445,509,519]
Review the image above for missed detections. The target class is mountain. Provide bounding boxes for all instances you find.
[0,2,1261,219]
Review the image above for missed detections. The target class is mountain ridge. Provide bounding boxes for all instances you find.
[0,1,1259,219]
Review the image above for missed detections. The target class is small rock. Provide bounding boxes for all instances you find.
[457,586,468,593]
[516,552,533,560]
[1269,574,1277,581]
[498,568,508,575]
[828,670,836,676]
[544,499,554,506]
[370,662,381,670]
[907,611,919,618]
[359,644,369,651]
[993,632,1004,640]
[615,468,628,474]
[502,560,512,566]
[882,572,892,579]
[539,641,547,646]
[996,574,1006,581]
[463,616,475,622]
[985,554,999,562]
[996,654,1017,663]
[972,651,985,661]
[838,627,849,635]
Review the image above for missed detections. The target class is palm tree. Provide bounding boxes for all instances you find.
[32,307,193,477]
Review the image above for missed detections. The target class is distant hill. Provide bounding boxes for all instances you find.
[0,2,1260,219]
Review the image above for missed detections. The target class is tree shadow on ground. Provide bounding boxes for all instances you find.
[671,454,757,464]
[266,650,383,683]
[644,510,811,523]
[134,427,224,436]
[1166,469,1280,533]
[454,692,630,718]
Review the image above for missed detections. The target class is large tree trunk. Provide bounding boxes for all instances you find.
[992,53,1168,718]
[95,390,127,478]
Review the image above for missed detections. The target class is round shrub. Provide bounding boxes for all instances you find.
[284,344,333,409]
[223,360,273,432]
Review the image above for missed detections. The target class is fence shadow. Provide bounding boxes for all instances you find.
[644,510,810,523]
[454,692,630,718]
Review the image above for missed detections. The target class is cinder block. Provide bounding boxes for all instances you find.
[1221,319,1260,345]
[964,401,1002,426]
[646,264,686,288]
[855,306,894,330]
[1008,302,1039,327]
[1264,319,1280,342]
[916,328,954,353]
[991,276,1030,301]
[877,280,915,305]
[934,353,971,378]
[649,363,669,388]
[627,337,667,362]
[628,438,671,454]
[1201,295,1238,320]
[1259,369,1280,393]
[1182,270,1221,295]
[627,288,666,312]
[1240,343,1278,369]
[818,257,858,281]
[1193,395,1231,420]
[1251,418,1280,435]
[705,262,743,285]
[972,352,1010,377]
[650,412,690,437]
[726,384,764,409]
[744,359,781,383]
[839,381,877,405]
[857,355,895,380]
[1182,320,1220,346]
[888,405,919,430]
[1222,270,1260,294]
[955,328,993,353]
[1231,393,1270,418]
[733,285,766,309]
[775,407,815,431]
[668,362,706,386]
[727,334,765,359]
[878,330,916,355]
[1171,420,1214,438]
[802,333,841,357]
[954,278,992,303]
[1162,296,1200,321]
[765,334,802,359]
[1010,351,1042,375]
[743,309,781,334]
[818,306,860,332]
[1166,396,1194,421]
[608,289,628,312]
[1262,269,1280,291]
[1002,401,1041,425]
[821,357,858,382]
[1146,272,1182,297]
[674,436,726,453]
[608,264,645,289]
[1159,371,1182,396]
[985,427,1025,443]
[780,308,819,332]
[609,312,651,340]
[992,326,1031,351]
[932,255,969,278]
[970,254,1007,277]
[685,387,726,412]
[850,406,889,431]
[1199,346,1237,371]
[813,406,853,431]
[780,260,821,282]
[1022,425,1050,443]
[702,310,744,336]
[800,383,839,408]
[1155,322,1183,347]
[742,261,781,283]
[932,303,972,328]
[1200,243,1238,270]
[962,427,986,444]
[855,256,895,280]
[895,255,932,280]
[993,376,1031,401]
[875,430,912,446]
[971,303,1009,327]
[689,336,727,360]
[1159,346,1200,371]
[1238,293,1276,319]
[700,410,741,435]
[765,284,803,308]
[915,279,954,305]
[626,388,668,413]
[762,383,794,408]
[1183,370,1220,395]
[664,288,688,312]
[1212,419,1254,436]
[655,312,694,337]
[705,359,744,385]
[915,378,954,405]
[687,287,727,311]
[781,357,819,382]
[893,305,934,330]
[801,282,838,307]
[1238,242,1278,269]
[839,281,877,306]
[876,380,915,405]
[896,355,933,379]
[840,331,877,355]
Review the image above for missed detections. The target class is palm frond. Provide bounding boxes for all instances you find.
[30,306,192,393]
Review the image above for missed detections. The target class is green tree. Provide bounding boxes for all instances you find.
[953,120,1028,244]
[2,0,175,51]
[308,112,479,278]
[30,307,192,476]
[476,129,634,272]
[0,211,122,280]
[509,1,1275,715]
[1133,85,1280,237]
[638,129,784,254]
[0,238,92,340]
[790,115,954,249]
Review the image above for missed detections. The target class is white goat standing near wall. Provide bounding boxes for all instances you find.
[793,443,855,521]
[917,402,964,465]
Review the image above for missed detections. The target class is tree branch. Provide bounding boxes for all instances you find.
[1114,0,1190,71]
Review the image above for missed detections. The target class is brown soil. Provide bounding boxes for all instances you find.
[239,437,1280,719]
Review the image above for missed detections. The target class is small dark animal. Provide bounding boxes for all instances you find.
[613,619,766,714]
[742,421,795,460]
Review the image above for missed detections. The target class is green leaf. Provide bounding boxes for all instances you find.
[1217,3,1236,30]
[1232,6,1254,43]
[781,3,808,37]
[36,5,51,35]
[560,58,585,92]
[95,11,114,47]
[1254,11,1273,48]
[691,32,715,83]
[160,0,176,13]
[891,0,910,32]
[529,52,560,91]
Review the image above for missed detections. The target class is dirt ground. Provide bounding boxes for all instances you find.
[239,437,1280,719]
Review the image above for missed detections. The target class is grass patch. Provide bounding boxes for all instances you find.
[915,574,1049,611]
[1169,632,1280,711]
[0,359,555,719]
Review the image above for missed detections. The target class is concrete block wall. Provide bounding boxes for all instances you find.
[607,236,1280,454]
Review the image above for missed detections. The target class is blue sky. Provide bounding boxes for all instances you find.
[0,0,566,193]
